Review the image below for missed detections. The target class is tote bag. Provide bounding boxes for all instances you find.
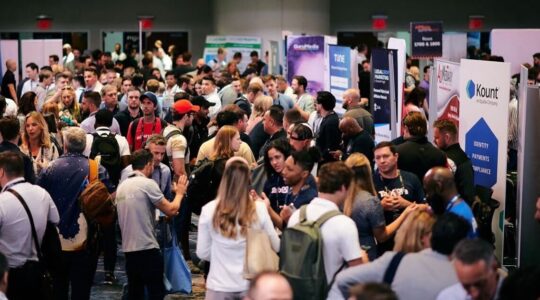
[163,221,192,294]
[243,226,279,279]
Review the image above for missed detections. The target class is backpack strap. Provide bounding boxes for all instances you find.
[88,159,99,182]
[8,189,44,261]
[382,252,406,285]
[165,128,182,141]
[315,209,342,227]
[299,205,308,223]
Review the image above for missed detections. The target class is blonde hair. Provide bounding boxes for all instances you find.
[343,153,377,216]
[252,95,273,118]
[212,126,239,160]
[393,210,435,253]
[22,111,51,149]
[42,101,60,118]
[212,159,256,238]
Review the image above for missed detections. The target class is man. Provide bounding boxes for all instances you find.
[263,75,294,111]
[188,96,213,165]
[291,75,315,120]
[35,69,53,111]
[372,141,425,253]
[127,92,167,152]
[48,54,60,67]
[419,66,431,105]
[0,152,59,300]
[437,239,505,300]
[0,117,36,183]
[287,162,365,290]
[163,99,199,179]
[208,47,227,72]
[196,110,256,166]
[63,43,75,66]
[330,213,471,300]
[276,75,296,99]
[396,111,447,182]
[533,52,540,68]
[433,119,475,205]
[342,88,374,135]
[118,77,133,106]
[115,87,143,137]
[116,149,187,299]
[259,105,287,158]
[19,62,39,97]
[201,76,222,118]
[83,67,103,94]
[314,91,341,165]
[245,271,293,300]
[99,84,126,115]
[1,59,17,103]
[424,167,477,237]
[80,91,121,134]
[173,51,196,78]
[250,50,266,75]
[334,117,374,162]
[45,72,71,104]
[162,71,181,115]
[38,127,111,300]
[222,104,252,148]
[111,43,126,63]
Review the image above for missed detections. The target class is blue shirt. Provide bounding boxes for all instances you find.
[284,175,318,208]
[447,199,478,238]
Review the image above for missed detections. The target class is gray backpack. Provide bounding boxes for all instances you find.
[279,205,342,300]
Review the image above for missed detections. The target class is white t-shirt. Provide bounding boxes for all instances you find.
[163,125,188,160]
[83,127,130,158]
[287,197,363,281]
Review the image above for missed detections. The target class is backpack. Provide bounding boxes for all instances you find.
[90,132,122,185]
[79,159,115,228]
[161,128,183,172]
[185,158,226,215]
[279,205,342,300]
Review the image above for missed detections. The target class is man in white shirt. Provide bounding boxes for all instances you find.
[287,162,365,286]
[291,75,315,120]
[20,63,39,96]
[162,71,181,115]
[80,91,121,134]
[83,67,103,94]
[201,76,222,118]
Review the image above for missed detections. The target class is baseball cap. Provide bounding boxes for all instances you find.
[173,100,200,114]
[140,92,158,107]
[191,96,216,108]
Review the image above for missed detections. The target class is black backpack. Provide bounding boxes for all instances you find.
[90,132,122,185]
[186,158,226,215]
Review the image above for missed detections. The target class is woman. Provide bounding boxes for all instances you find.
[403,87,427,119]
[246,95,272,134]
[263,139,292,213]
[59,86,81,125]
[17,91,38,129]
[226,61,240,78]
[344,153,418,261]
[194,79,203,96]
[393,210,435,253]
[151,68,164,83]
[20,111,60,175]
[197,157,280,299]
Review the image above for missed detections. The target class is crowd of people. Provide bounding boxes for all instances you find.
[0,41,539,300]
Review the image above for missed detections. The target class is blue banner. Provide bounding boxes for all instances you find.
[328,45,351,113]
[371,48,398,125]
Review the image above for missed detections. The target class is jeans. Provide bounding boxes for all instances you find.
[124,248,165,300]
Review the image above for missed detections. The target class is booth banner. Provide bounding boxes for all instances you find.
[269,40,280,75]
[203,36,261,73]
[388,38,407,139]
[286,35,326,95]
[410,21,443,58]
[430,59,460,133]
[459,59,510,259]
[329,45,354,115]
[371,48,398,143]
[491,29,540,75]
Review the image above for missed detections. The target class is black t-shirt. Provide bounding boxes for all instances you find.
[343,130,374,163]
[263,173,289,213]
[1,70,16,98]
[248,121,269,160]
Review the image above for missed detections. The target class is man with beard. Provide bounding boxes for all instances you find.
[342,88,374,136]
[290,75,314,120]
[115,88,143,136]
[127,92,167,151]
[423,166,477,238]
[80,91,121,134]
[188,96,214,165]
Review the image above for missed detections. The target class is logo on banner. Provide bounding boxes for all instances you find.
[438,65,454,84]
[293,44,320,51]
[466,79,500,106]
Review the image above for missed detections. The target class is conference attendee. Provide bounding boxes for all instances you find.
[347,283,398,300]
[0,117,36,183]
[372,141,425,253]
[0,152,59,300]
[419,66,431,105]
[20,62,40,97]
[276,75,295,99]
[19,111,60,175]
[437,239,505,300]
[1,59,17,103]
[114,88,143,137]
[38,127,111,300]
[99,84,126,115]
[313,91,341,165]
[288,122,314,152]
[396,111,447,182]
[221,104,252,148]
[262,139,292,218]
[247,95,272,157]
[344,153,419,261]
[48,54,60,67]
[263,75,294,111]
[259,105,287,158]
[83,67,103,94]
[116,149,188,300]
[330,213,471,300]
[245,271,293,300]
[404,65,420,94]
[250,50,266,75]
[201,76,221,118]
[335,116,374,162]
[197,157,279,299]
[290,75,314,120]
[287,162,365,293]
[80,91,121,134]
[403,87,427,120]
[424,167,478,237]
[35,69,53,111]
[283,109,304,137]
[162,71,181,114]
[173,51,196,78]
[126,92,167,152]
[17,91,38,122]
[188,96,213,165]
[59,85,82,125]
[342,88,374,135]
[433,119,475,205]
[507,84,518,172]
[208,47,227,72]
[45,72,70,104]
[393,210,436,253]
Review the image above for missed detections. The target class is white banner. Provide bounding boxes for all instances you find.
[387,38,406,140]
[203,36,262,73]
[428,59,460,141]
[459,59,510,260]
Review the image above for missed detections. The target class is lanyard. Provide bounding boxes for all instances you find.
[2,179,25,193]
[446,194,461,211]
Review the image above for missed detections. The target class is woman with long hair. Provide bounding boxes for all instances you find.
[262,139,292,213]
[20,111,60,175]
[344,153,418,260]
[59,85,82,124]
[246,95,272,134]
[17,91,38,129]
[196,157,279,299]
[393,210,435,253]
[211,125,242,161]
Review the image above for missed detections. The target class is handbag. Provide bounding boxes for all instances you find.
[251,158,267,194]
[8,188,59,300]
[163,219,192,294]
[243,225,279,280]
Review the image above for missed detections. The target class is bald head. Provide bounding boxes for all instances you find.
[5,59,16,71]
[344,88,360,102]
[423,167,458,207]
[246,272,292,300]
[339,116,362,136]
